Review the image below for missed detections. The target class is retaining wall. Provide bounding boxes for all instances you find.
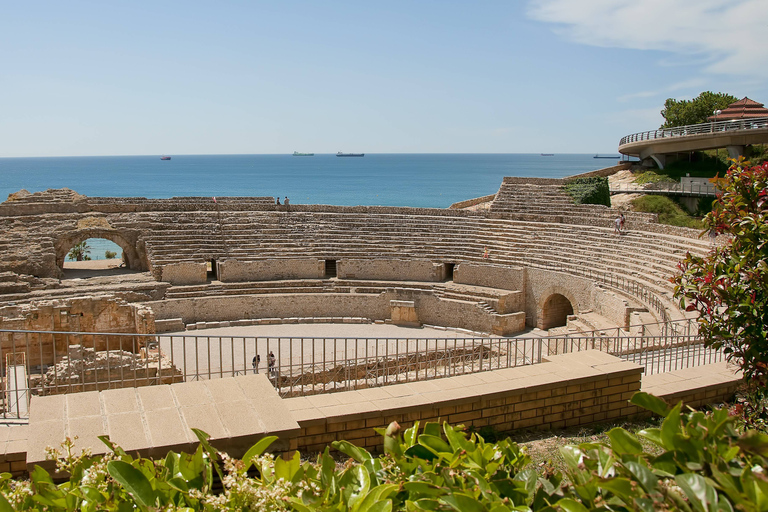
[338,259,443,282]
[219,259,325,282]
[8,351,740,479]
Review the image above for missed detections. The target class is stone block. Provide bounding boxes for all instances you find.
[160,262,207,285]
[106,412,151,452]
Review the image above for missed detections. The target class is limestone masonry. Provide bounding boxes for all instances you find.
[0,176,735,478]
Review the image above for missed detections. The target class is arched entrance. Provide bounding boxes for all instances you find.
[540,293,574,330]
[56,229,148,273]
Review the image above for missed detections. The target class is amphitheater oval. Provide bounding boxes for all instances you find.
[55,228,148,272]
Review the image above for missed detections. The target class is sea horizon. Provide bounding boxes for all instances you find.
[1,152,623,262]
[0,152,626,207]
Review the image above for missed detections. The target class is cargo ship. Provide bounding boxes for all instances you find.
[293,151,314,156]
[593,154,620,159]
[336,152,364,157]
[160,156,171,160]
[540,153,554,156]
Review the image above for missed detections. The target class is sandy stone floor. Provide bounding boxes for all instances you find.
[63,259,122,270]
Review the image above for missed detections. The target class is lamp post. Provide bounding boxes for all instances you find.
[713,109,722,160]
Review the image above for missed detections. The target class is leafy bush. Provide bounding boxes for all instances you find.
[633,171,676,186]
[631,195,704,228]
[104,250,117,259]
[564,177,610,206]
[673,159,768,383]
[4,393,767,511]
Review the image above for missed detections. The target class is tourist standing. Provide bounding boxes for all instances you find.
[268,351,276,375]
[252,354,260,374]
[614,214,622,234]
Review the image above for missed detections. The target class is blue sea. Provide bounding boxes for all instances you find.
[0,153,623,259]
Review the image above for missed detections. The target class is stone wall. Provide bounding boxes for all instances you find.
[218,259,325,282]
[524,267,595,329]
[454,263,525,291]
[148,293,392,325]
[564,162,632,179]
[286,350,644,453]
[0,296,155,367]
[337,259,443,282]
[591,285,637,328]
[148,288,527,336]
[449,194,497,209]
[160,262,207,285]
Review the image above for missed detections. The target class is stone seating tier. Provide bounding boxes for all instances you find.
[138,212,707,290]
[0,184,712,328]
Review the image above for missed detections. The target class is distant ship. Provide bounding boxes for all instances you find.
[593,154,620,159]
[337,152,364,157]
[293,151,314,156]
[160,156,171,160]
[540,153,554,156]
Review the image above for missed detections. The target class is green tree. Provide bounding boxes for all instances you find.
[660,91,738,128]
[67,241,91,261]
[672,159,768,382]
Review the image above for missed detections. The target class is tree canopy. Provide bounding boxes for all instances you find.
[660,91,738,128]
[67,241,91,261]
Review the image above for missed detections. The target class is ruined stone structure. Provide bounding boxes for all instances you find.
[0,177,709,335]
[0,177,737,478]
[0,296,155,367]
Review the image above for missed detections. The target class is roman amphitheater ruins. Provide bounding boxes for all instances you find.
[0,170,741,476]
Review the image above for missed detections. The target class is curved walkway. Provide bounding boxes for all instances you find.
[618,117,768,168]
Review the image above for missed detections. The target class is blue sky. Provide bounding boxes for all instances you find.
[2,0,766,157]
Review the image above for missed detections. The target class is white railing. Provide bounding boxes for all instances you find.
[0,322,724,418]
[620,117,768,146]
[609,181,718,197]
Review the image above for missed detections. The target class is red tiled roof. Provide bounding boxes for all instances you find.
[707,97,768,120]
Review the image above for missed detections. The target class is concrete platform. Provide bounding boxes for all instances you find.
[26,374,299,474]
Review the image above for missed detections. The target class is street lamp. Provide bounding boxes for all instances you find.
[713,109,723,160]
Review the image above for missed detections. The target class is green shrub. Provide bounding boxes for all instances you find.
[5,394,766,511]
[105,250,117,259]
[633,171,676,186]
[564,176,610,206]
[632,195,704,228]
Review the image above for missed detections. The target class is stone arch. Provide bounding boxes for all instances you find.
[55,228,148,272]
[538,291,575,330]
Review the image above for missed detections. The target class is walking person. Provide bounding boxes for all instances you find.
[252,354,260,374]
[614,214,622,235]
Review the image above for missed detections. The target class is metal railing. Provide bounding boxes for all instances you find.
[543,331,722,375]
[159,334,545,397]
[609,181,718,197]
[0,320,725,418]
[0,330,176,419]
[619,117,768,146]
